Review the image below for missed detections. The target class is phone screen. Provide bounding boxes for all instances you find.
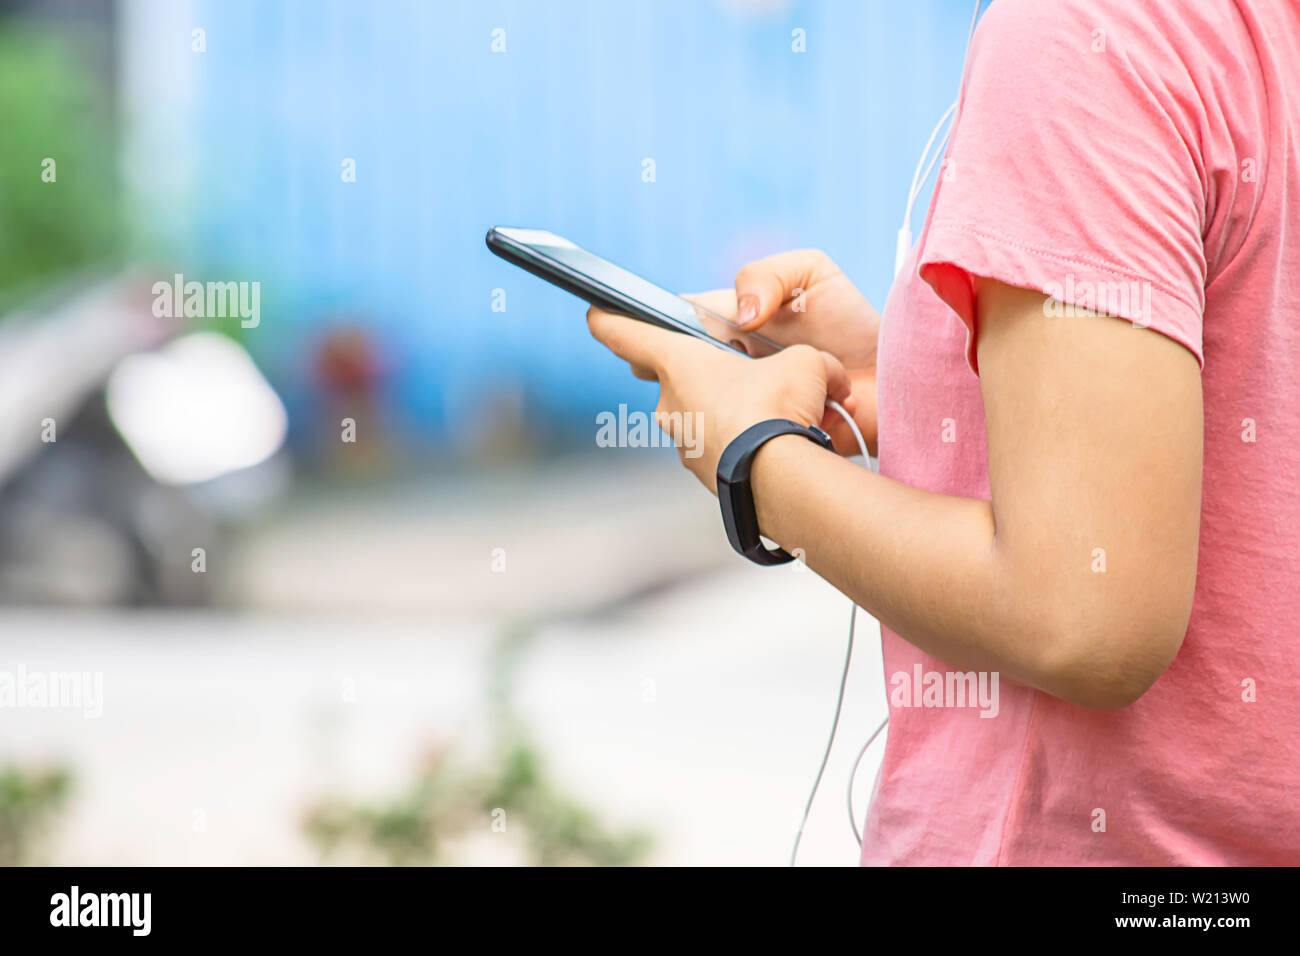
[488,228,781,357]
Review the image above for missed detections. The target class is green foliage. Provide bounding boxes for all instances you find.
[304,733,652,867]
[487,738,654,866]
[302,733,650,868]
[0,28,120,310]
[0,764,73,865]
[304,622,653,866]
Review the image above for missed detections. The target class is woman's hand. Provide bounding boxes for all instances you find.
[689,249,881,455]
[586,308,852,493]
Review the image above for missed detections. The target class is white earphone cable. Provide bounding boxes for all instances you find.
[894,0,982,279]
[848,714,890,846]
[789,399,874,867]
[792,0,983,865]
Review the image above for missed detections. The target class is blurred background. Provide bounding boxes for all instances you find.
[0,0,972,865]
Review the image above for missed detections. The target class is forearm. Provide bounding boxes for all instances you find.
[750,434,1063,695]
[590,282,1198,708]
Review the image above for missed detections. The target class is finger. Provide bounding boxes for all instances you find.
[680,289,737,317]
[682,290,752,350]
[587,307,691,373]
[733,249,831,331]
[818,349,853,407]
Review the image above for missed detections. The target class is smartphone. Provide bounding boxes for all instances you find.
[485,227,781,358]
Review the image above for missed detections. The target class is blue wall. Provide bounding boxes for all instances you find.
[184,0,977,450]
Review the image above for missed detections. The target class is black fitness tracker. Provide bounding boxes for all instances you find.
[716,419,835,566]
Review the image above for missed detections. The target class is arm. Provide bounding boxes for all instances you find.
[748,279,1202,708]
[588,277,1202,709]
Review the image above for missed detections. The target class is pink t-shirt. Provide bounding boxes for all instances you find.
[864,0,1300,865]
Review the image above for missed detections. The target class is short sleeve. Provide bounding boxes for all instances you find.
[916,0,1209,373]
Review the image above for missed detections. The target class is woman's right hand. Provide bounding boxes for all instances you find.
[728,249,881,455]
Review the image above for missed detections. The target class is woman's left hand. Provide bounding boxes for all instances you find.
[586,305,854,493]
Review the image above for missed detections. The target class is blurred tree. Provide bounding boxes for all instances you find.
[0,28,120,311]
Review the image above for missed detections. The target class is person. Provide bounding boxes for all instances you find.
[586,0,1300,865]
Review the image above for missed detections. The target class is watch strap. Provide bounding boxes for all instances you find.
[716,419,834,566]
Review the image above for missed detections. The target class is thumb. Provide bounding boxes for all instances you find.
[733,249,828,331]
